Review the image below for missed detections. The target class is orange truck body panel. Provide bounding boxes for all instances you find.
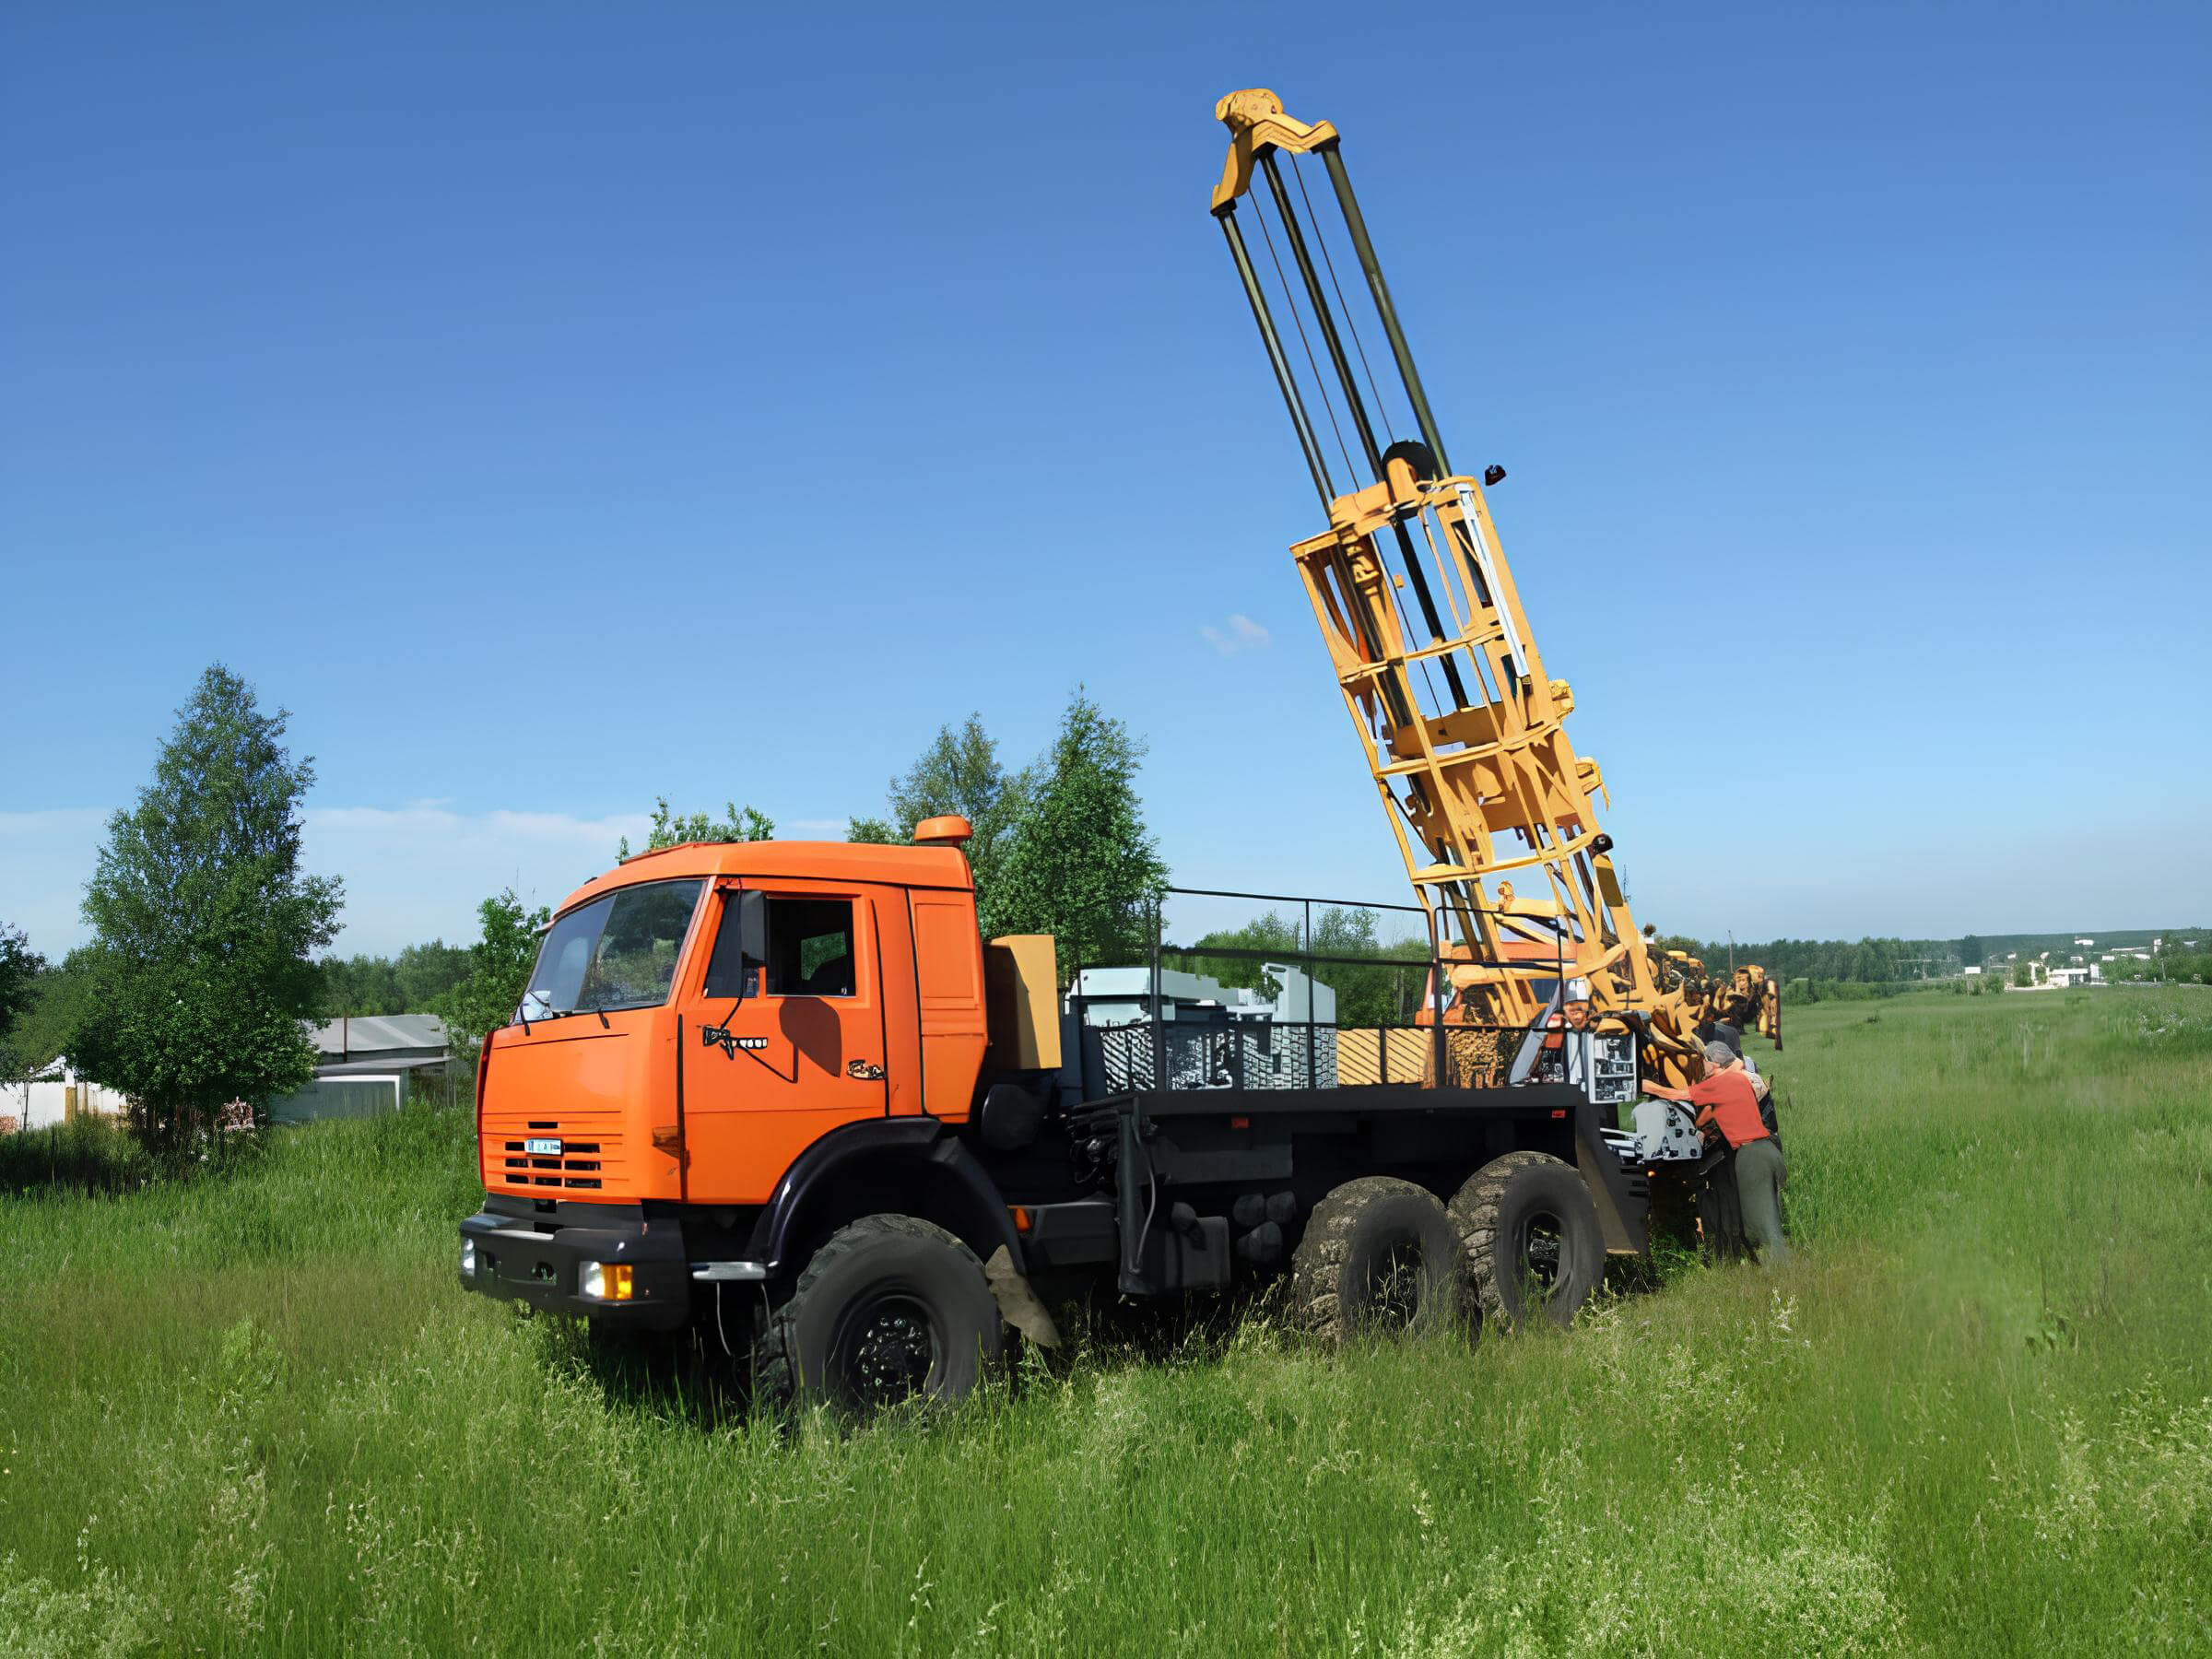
[478,839,991,1210]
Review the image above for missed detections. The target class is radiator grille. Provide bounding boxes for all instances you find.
[481,1111,628,1194]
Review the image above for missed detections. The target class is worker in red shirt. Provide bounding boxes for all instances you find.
[1644,1040,1789,1265]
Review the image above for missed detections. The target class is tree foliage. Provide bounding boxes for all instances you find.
[437,889,552,1058]
[991,690,1169,976]
[847,714,1034,936]
[65,666,343,1144]
[618,799,773,859]
[1182,908,1430,1028]
[2104,930,2212,987]
[5,959,90,1079]
[0,924,47,1078]
[1683,935,1949,983]
[318,940,476,1018]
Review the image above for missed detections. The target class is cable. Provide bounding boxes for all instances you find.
[1253,193,1359,491]
[1295,153,1396,443]
[1121,1112,1159,1281]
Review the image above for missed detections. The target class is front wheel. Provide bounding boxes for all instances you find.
[755,1215,1003,1415]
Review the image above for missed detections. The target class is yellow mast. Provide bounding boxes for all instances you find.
[1208,89,1715,1074]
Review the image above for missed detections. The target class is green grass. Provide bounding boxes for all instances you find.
[2,989,2207,1654]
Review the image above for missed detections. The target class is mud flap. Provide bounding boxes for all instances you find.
[984,1245,1062,1348]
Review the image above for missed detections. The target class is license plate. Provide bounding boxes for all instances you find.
[524,1137,562,1157]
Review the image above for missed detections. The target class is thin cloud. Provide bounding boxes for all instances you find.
[1201,613,1270,656]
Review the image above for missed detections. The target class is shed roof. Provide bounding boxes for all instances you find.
[308,1013,449,1056]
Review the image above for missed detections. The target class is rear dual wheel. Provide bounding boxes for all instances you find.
[1450,1151,1605,1331]
[1289,1177,1462,1342]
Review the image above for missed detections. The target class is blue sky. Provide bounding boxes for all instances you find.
[4,2,2206,959]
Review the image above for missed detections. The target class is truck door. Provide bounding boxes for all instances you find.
[675,881,891,1206]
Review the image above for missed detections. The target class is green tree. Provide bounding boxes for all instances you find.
[1185,912,1304,998]
[847,715,1035,936]
[618,799,773,859]
[1959,934,1984,968]
[65,666,343,1146]
[438,888,553,1060]
[1183,908,1428,1026]
[992,690,1169,977]
[0,924,47,1079]
[1312,911,1431,1027]
[7,956,102,1081]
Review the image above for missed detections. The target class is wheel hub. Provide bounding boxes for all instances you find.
[838,1295,938,1406]
[1517,1209,1565,1295]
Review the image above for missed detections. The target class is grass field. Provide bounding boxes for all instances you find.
[2,988,2207,1655]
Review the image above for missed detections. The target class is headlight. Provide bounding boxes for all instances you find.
[459,1239,477,1277]
[578,1260,633,1301]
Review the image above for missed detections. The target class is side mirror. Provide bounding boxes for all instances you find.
[707,888,770,1002]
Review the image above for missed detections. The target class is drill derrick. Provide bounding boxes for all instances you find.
[1208,89,1704,1071]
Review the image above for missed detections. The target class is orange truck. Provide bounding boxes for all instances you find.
[454,87,1747,1409]
[457,818,1687,1411]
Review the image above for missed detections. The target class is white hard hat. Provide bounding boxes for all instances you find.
[1565,978,1592,1003]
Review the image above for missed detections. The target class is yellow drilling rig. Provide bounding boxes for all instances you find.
[1206,89,1777,1083]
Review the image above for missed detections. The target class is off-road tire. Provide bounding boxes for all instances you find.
[1288,1177,1461,1344]
[754,1214,1002,1415]
[1451,1151,1605,1332]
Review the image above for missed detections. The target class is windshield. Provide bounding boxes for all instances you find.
[519,879,704,1020]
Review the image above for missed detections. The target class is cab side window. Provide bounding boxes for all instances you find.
[766,899,854,997]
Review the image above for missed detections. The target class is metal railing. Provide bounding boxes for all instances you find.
[1063,886,1578,1099]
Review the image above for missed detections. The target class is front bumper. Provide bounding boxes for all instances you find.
[458,1204,691,1330]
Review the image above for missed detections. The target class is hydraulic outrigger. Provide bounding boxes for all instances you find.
[1208,88,1776,1081]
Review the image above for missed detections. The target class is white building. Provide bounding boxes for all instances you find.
[3,1060,132,1135]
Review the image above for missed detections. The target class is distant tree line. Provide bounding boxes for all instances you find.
[1686,936,1954,984]
[2104,933,2212,987]
[1174,909,1432,1029]
[317,940,474,1018]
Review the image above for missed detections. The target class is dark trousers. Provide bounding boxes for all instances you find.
[1733,1137,1789,1265]
[1700,1154,1746,1258]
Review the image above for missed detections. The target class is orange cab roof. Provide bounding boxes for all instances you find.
[553,839,973,917]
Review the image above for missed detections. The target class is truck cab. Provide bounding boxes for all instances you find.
[458,823,1034,1328]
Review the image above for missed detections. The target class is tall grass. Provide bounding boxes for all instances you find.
[1,989,2206,1653]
